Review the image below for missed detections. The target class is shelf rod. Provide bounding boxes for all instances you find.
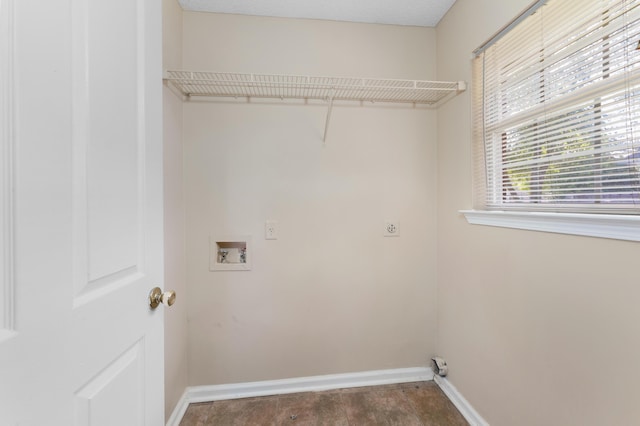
[323,93,335,143]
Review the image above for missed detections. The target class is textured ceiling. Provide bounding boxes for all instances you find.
[178,0,457,27]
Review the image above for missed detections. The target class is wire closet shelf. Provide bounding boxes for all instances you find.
[164,71,466,105]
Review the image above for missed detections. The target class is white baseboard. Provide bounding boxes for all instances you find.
[165,391,190,426]
[166,366,433,426]
[434,375,489,426]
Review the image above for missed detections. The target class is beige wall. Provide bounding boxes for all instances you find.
[182,12,439,385]
[436,1,640,425]
[162,0,187,420]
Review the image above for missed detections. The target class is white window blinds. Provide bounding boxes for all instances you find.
[473,0,640,214]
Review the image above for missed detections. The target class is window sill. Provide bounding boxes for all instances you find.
[460,210,640,242]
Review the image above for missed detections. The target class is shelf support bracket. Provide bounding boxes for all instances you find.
[323,92,334,143]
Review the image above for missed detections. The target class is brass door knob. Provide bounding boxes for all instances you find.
[149,287,176,309]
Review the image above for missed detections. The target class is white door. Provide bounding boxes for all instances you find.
[0,0,165,425]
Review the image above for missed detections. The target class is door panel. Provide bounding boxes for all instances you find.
[75,340,145,426]
[73,0,144,299]
[86,0,140,283]
[0,0,14,338]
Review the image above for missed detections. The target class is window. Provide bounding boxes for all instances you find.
[473,0,640,214]
[465,0,640,241]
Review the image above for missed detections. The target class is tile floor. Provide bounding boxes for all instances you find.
[179,381,469,425]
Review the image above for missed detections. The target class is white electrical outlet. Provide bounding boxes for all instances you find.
[384,221,400,237]
[265,220,278,240]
